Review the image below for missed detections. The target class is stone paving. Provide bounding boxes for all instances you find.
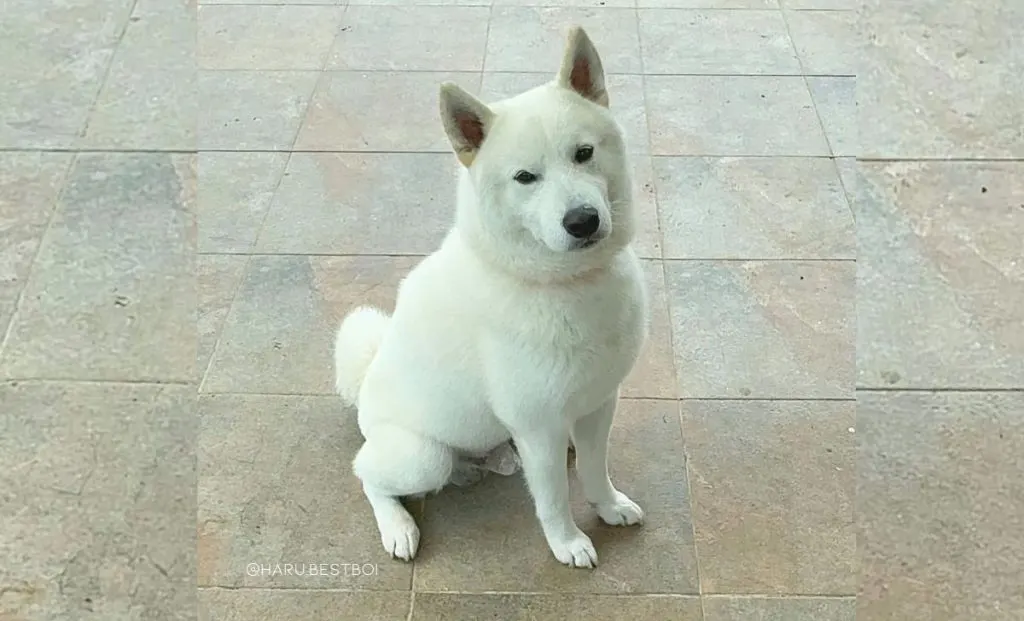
[0,0,1022,620]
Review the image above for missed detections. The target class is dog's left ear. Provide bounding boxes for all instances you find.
[439,82,494,168]
[556,27,609,108]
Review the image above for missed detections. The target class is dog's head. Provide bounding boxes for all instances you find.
[439,27,634,280]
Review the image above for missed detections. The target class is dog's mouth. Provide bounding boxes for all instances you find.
[580,238,598,249]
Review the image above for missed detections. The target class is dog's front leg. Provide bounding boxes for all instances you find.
[514,430,598,568]
[572,393,644,526]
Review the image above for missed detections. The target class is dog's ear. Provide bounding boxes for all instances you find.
[556,27,608,107]
[439,82,494,168]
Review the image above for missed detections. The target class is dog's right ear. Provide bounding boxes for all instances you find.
[439,82,494,168]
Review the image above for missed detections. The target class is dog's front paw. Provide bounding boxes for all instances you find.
[548,530,598,568]
[596,491,644,526]
[379,511,420,561]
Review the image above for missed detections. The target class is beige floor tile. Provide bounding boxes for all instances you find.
[347,0,488,5]
[784,0,855,8]
[479,73,651,155]
[82,0,196,150]
[622,261,676,398]
[198,394,417,590]
[202,255,418,394]
[198,152,290,253]
[785,8,857,75]
[328,6,489,71]
[201,0,339,3]
[0,152,71,337]
[704,596,855,620]
[0,154,195,382]
[631,157,664,259]
[414,399,699,593]
[654,157,855,260]
[0,0,133,148]
[486,7,642,73]
[412,594,703,620]
[666,261,854,398]
[496,0,634,6]
[294,71,481,152]
[199,589,412,621]
[198,254,247,382]
[858,391,1024,621]
[255,153,457,255]
[199,71,319,150]
[646,76,830,156]
[859,1,1024,157]
[1,382,195,621]
[198,5,343,70]
[807,77,856,156]
[682,400,856,594]
[639,9,800,74]
[639,0,777,6]
[855,161,1024,389]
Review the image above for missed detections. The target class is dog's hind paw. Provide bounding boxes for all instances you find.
[449,460,488,487]
[596,490,644,526]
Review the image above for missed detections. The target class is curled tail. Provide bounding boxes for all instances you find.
[334,305,390,406]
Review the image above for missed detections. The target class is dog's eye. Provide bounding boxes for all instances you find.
[514,170,538,184]
[574,145,594,164]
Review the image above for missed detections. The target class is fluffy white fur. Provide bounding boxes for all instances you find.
[334,27,648,568]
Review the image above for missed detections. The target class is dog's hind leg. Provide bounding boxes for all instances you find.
[352,426,454,561]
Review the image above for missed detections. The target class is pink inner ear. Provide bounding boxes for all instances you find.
[456,112,485,149]
[570,57,592,96]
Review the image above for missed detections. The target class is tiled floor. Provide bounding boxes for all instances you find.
[1,0,1022,620]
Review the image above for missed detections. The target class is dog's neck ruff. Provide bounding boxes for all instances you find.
[454,226,616,288]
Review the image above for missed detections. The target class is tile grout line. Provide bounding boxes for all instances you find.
[195,0,334,387]
[195,391,863,401]
[778,5,835,158]
[197,150,295,392]
[857,387,1024,393]
[194,68,855,77]
[3,378,194,387]
[193,590,847,602]
[635,0,711,613]
[200,2,853,10]
[680,402,707,616]
[74,0,139,147]
[778,5,860,232]
[196,251,858,262]
[12,149,1021,162]
[632,1,666,263]
[0,153,78,358]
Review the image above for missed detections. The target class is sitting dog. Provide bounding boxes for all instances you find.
[333,26,648,568]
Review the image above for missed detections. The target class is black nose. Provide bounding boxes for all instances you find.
[562,206,600,239]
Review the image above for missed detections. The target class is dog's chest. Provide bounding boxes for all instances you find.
[489,267,647,412]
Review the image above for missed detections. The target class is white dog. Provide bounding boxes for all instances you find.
[333,27,648,569]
